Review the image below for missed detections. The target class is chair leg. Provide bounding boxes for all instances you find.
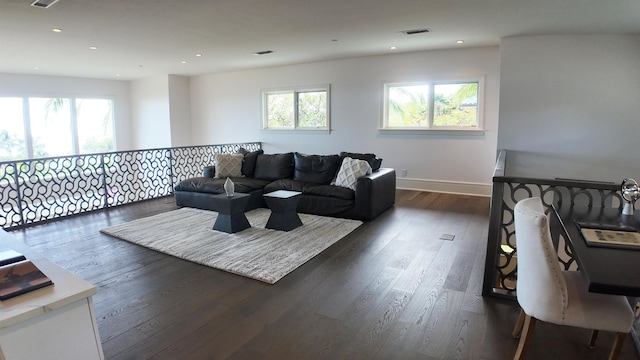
[608,332,627,360]
[513,315,536,360]
[589,329,599,349]
[512,309,526,338]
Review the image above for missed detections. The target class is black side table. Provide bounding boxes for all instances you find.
[263,190,303,231]
[210,193,251,233]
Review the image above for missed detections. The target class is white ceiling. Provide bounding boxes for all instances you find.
[1,0,639,81]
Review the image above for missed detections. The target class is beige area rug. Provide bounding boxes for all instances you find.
[100,207,362,284]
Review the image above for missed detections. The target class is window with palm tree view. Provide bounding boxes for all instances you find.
[383,81,480,130]
[0,97,114,161]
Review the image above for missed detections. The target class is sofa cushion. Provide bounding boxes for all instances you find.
[214,153,243,178]
[202,165,216,178]
[340,151,382,171]
[264,179,354,201]
[334,157,372,190]
[293,152,340,185]
[254,153,294,181]
[175,177,271,194]
[238,148,264,178]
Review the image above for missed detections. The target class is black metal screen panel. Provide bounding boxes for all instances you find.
[0,142,261,229]
[15,155,105,226]
[104,150,173,207]
[0,163,21,228]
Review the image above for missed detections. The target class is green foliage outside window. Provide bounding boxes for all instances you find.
[264,87,329,130]
[267,93,294,128]
[0,97,114,162]
[298,91,327,128]
[387,82,479,129]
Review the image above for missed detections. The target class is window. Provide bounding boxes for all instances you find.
[29,98,74,157]
[0,98,28,161]
[76,99,114,154]
[0,96,114,161]
[382,80,481,131]
[262,85,330,131]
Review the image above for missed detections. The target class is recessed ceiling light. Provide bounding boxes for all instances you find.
[181,60,187,64]
[89,46,97,50]
[34,66,40,70]
[52,28,62,33]
[390,46,398,50]
[254,50,274,55]
[195,53,202,57]
[456,40,464,44]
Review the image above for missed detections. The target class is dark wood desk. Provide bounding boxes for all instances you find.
[552,202,640,296]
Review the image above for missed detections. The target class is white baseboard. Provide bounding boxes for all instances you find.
[396,177,491,197]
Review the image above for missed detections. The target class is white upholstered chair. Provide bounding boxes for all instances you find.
[511,197,634,360]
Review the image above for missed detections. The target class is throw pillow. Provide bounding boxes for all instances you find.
[253,153,295,181]
[334,157,372,190]
[339,151,383,171]
[293,152,340,185]
[238,148,264,178]
[213,153,243,178]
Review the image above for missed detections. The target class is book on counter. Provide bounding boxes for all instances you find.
[575,221,640,251]
[0,258,53,300]
[0,249,27,266]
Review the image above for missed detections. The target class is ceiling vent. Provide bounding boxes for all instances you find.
[400,28,431,35]
[30,0,60,8]
[254,50,275,55]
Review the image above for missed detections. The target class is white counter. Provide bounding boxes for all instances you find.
[0,229,103,360]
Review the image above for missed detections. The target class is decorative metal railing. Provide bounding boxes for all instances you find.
[0,142,261,229]
[482,150,623,298]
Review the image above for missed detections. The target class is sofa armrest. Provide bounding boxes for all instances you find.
[202,166,216,178]
[352,168,396,220]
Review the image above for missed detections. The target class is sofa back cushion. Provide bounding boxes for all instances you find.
[253,153,294,181]
[339,151,382,171]
[293,152,340,185]
[238,148,264,178]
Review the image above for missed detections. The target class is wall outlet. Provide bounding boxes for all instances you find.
[401,169,407,177]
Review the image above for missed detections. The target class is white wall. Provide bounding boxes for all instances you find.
[130,76,172,150]
[168,75,192,147]
[497,34,640,183]
[190,47,501,195]
[0,73,133,150]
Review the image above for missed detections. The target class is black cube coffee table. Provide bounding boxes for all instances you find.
[263,190,303,231]
[210,193,251,233]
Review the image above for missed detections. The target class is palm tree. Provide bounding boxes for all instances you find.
[388,86,429,126]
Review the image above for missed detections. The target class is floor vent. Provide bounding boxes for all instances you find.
[439,234,455,241]
[30,0,60,9]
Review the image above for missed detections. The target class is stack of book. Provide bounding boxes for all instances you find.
[575,221,640,251]
[0,249,53,301]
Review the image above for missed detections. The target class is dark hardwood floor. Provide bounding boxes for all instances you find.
[6,190,639,359]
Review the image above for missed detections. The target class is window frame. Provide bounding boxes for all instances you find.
[380,77,484,135]
[0,95,116,161]
[261,84,331,133]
